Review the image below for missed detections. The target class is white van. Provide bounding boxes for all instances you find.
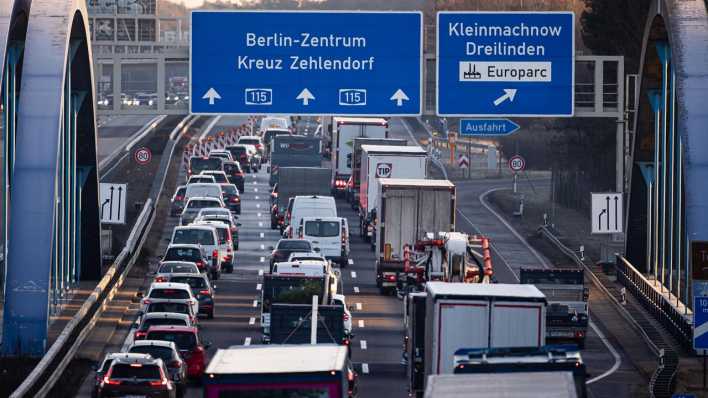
[170,225,223,279]
[288,195,337,238]
[299,216,350,267]
[185,183,224,202]
[192,220,234,273]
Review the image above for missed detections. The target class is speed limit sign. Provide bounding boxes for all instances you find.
[134,147,152,165]
[508,155,525,172]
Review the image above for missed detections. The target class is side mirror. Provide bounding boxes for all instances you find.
[136,292,144,299]
[267,246,274,251]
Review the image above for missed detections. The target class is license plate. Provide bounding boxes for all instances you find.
[548,331,573,338]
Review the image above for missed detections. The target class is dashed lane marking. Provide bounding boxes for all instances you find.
[258,222,263,227]
[258,269,264,276]
[351,271,357,278]
[260,244,265,250]
[256,283,262,291]
[353,286,360,294]
[255,196,259,200]
[348,259,354,266]
[252,300,258,307]
[260,232,264,239]
[362,363,369,374]
[358,320,365,328]
[257,212,262,217]
[360,340,367,350]
[256,203,261,209]
[249,317,255,325]
[260,256,265,263]
[356,303,362,311]
[244,337,251,346]
[254,188,258,192]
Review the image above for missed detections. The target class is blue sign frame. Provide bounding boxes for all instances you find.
[190,10,423,116]
[437,11,575,117]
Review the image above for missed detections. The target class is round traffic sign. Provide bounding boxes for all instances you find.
[508,155,525,172]
[134,147,152,165]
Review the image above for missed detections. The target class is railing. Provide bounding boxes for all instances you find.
[615,255,692,349]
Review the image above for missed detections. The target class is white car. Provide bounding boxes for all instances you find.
[184,183,224,203]
[153,261,200,283]
[170,225,223,279]
[209,149,233,163]
[187,174,216,184]
[140,282,198,316]
[299,216,350,267]
[287,252,327,262]
[332,293,353,337]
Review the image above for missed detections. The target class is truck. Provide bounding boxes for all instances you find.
[269,135,321,186]
[423,282,546,381]
[520,268,589,348]
[404,292,427,398]
[331,117,388,197]
[270,167,330,230]
[359,145,428,243]
[424,371,582,398]
[269,304,346,345]
[375,179,456,294]
[348,137,407,206]
[203,345,353,398]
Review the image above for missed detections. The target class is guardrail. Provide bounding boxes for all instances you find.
[11,114,196,398]
[615,255,692,349]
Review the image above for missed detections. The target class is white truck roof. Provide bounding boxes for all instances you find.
[334,117,387,125]
[206,344,347,375]
[273,260,328,276]
[426,282,546,301]
[361,144,426,155]
[424,372,578,398]
[378,178,455,188]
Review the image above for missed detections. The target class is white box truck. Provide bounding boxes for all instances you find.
[375,179,455,293]
[359,145,428,243]
[331,117,388,197]
[423,282,547,378]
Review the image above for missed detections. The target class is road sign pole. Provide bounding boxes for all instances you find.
[513,173,518,194]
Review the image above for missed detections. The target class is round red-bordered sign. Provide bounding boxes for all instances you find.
[508,155,525,172]
[134,147,152,165]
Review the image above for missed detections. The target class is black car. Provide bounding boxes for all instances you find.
[269,239,313,272]
[220,183,241,214]
[163,244,209,273]
[223,160,245,193]
[225,145,252,172]
[170,185,187,217]
[96,353,176,398]
[127,340,188,397]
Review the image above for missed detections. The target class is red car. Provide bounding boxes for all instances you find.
[145,325,211,379]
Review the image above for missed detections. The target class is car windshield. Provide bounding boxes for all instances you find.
[278,240,312,251]
[211,227,228,244]
[129,346,174,363]
[146,331,197,350]
[291,256,323,262]
[110,363,161,380]
[170,277,207,289]
[227,147,248,158]
[223,163,242,175]
[147,302,189,314]
[187,200,220,209]
[221,185,238,195]
[190,157,222,174]
[304,221,340,238]
[190,177,214,184]
[200,208,228,217]
[204,173,227,183]
[173,229,215,245]
[149,288,190,299]
[141,317,187,330]
[240,138,260,145]
[163,249,200,262]
[158,263,198,274]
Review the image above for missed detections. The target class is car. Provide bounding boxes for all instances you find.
[92,353,124,398]
[194,212,241,251]
[269,239,313,272]
[346,359,359,398]
[96,353,176,398]
[270,183,278,207]
[170,225,223,279]
[300,216,350,267]
[188,156,223,178]
[219,183,242,214]
[208,149,233,163]
[140,282,199,317]
[154,261,201,283]
[191,220,234,273]
[134,312,194,340]
[332,293,353,340]
[144,325,210,379]
[180,196,224,225]
[200,170,229,184]
[162,245,209,274]
[237,135,264,157]
[144,300,198,325]
[243,144,262,170]
[184,183,224,203]
[166,273,215,319]
[222,160,245,193]
[127,340,187,397]
[170,185,187,217]
[186,174,216,185]
[287,252,327,262]
[225,145,252,172]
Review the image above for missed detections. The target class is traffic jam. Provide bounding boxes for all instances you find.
[90,115,588,398]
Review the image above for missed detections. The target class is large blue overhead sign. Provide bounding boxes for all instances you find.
[437,12,574,117]
[190,11,422,116]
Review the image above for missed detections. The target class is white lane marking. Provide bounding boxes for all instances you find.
[260,256,265,263]
[260,232,265,239]
[255,196,260,200]
[348,259,354,265]
[356,303,362,311]
[257,212,262,217]
[252,300,258,307]
[256,283,262,291]
[362,363,369,374]
[254,188,258,192]
[258,269,264,276]
[258,222,263,227]
[256,203,261,209]
[456,209,519,282]
[360,340,367,350]
[351,271,357,279]
[244,337,252,346]
[353,286,360,294]
[358,320,365,328]
[586,321,622,384]
[249,317,255,325]
[260,244,265,250]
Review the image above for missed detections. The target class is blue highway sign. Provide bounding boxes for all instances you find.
[694,296,708,350]
[191,11,422,116]
[437,12,574,117]
[459,118,520,136]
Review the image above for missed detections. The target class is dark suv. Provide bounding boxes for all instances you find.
[96,353,176,398]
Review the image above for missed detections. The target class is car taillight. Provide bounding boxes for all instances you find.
[142,299,151,305]
[199,290,211,296]
[231,197,239,202]
[154,276,167,283]
[256,144,263,149]
[135,330,147,339]
[103,376,121,385]
[175,195,183,201]
[385,274,396,282]
[343,313,349,321]
[212,249,218,258]
[149,378,168,387]
[195,260,205,269]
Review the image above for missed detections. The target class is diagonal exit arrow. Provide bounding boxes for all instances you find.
[493,89,517,106]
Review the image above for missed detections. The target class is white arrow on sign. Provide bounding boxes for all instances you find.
[390,89,409,106]
[202,88,221,105]
[296,88,315,106]
[493,88,518,107]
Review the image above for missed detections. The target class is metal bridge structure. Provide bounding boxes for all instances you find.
[0,0,101,356]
